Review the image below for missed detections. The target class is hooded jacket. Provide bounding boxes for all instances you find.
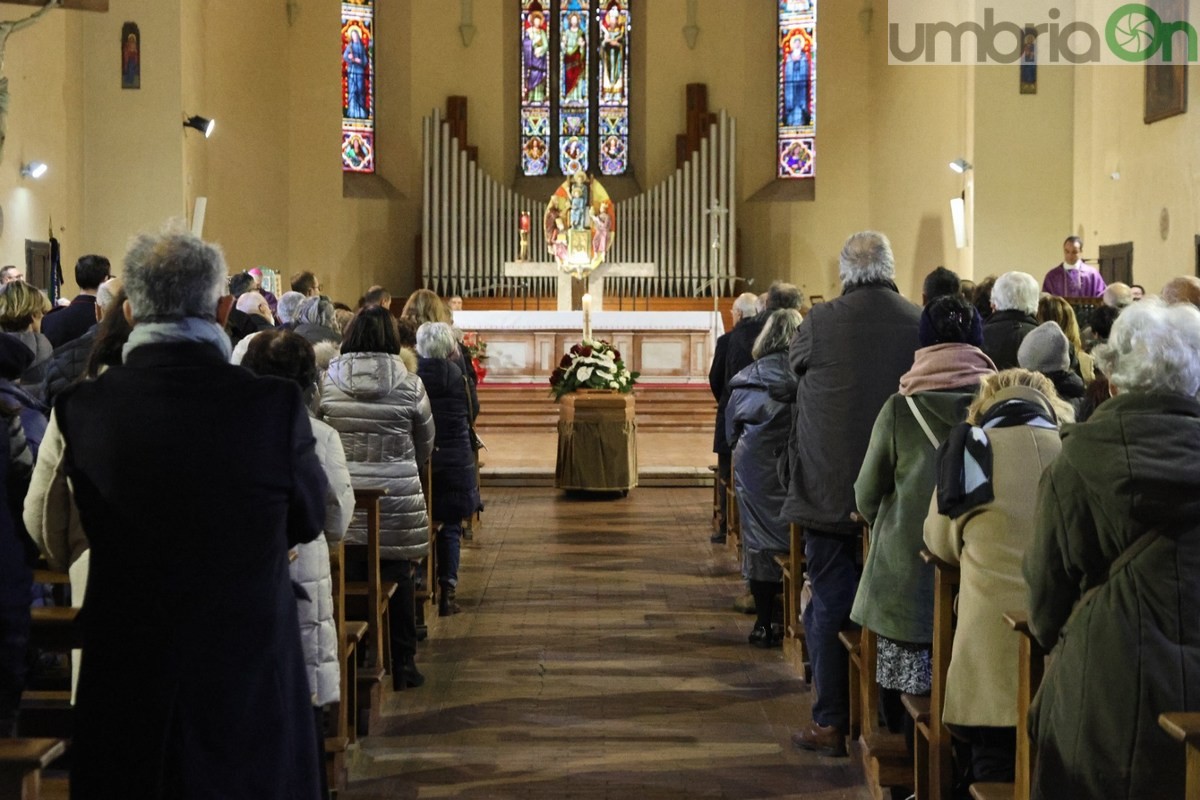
[1024,391,1200,800]
[319,351,435,561]
[725,351,797,557]
[415,356,479,523]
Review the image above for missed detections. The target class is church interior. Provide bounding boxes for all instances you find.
[1,0,1198,798]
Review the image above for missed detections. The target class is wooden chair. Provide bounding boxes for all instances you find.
[1158,712,1200,798]
[969,611,1047,800]
[846,522,912,799]
[902,549,960,800]
[0,738,66,800]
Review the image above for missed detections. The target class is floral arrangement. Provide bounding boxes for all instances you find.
[549,339,638,400]
[462,330,488,361]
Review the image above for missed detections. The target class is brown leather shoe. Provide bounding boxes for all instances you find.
[790,721,847,757]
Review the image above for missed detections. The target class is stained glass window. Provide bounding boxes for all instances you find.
[778,0,816,180]
[342,0,375,174]
[520,0,630,177]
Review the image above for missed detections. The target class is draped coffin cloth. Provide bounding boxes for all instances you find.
[555,392,638,492]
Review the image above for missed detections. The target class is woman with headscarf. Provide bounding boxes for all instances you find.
[923,369,1071,787]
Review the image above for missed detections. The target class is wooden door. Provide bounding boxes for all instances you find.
[1098,242,1133,286]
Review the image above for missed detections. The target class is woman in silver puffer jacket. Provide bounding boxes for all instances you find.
[320,306,435,689]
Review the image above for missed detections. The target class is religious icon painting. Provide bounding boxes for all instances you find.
[121,22,140,90]
[522,108,550,175]
[777,0,817,179]
[1020,26,1037,94]
[341,0,375,174]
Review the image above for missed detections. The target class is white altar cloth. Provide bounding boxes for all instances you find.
[452,311,724,338]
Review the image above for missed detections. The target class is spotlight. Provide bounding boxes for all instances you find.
[183,115,215,138]
[21,162,48,179]
[949,158,973,174]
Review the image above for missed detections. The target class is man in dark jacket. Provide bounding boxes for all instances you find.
[27,230,328,799]
[40,254,110,349]
[41,277,121,406]
[708,292,760,544]
[784,231,920,755]
[981,271,1040,369]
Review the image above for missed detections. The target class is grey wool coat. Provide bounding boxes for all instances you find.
[320,351,436,561]
[782,283,921,534]
[1024,391,1200,800]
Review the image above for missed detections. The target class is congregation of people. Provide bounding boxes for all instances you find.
[710,232,1198,799]
[0,230,481,798]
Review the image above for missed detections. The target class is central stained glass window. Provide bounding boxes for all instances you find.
[520,0,630,177]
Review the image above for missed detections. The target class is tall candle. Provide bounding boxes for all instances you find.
[582,293,592,341]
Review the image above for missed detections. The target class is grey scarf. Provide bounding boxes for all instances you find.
[122,318,233,363]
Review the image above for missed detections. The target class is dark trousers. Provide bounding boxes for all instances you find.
[314,705,330,799]
[717,453,731,537]
[436,522,462,589]
[347,558,417,663]
[749,579,781,630]
[948,724,1017,784]
[802,530,861,733]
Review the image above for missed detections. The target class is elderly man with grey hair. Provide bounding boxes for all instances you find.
[1023,297,1200,800]
[783,231,920,755]
[276,290,306,327]
[24,229,328,798]
[982,271,1040,369]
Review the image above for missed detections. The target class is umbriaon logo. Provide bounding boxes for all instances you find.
[887,2,1200,65]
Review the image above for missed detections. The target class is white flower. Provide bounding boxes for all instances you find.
[597,370,614,381]
[576,366,594,382]
[609,380,619,389]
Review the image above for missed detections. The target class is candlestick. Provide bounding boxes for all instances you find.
[582,293,592,342]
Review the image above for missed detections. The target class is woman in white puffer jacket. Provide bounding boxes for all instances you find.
[241,330,354,799]
[319,306,434,690]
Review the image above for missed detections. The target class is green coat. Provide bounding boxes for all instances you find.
[1025,392,1200,800]
[851,389,974,643]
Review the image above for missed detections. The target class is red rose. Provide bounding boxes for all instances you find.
[570,344,582,355]
[611,349,622,361]
[550,368,565,385]
[559,354,572,368]
[578,345,593,357]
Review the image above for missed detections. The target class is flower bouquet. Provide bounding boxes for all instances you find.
[462,330,488,383]
[549,339,638,400]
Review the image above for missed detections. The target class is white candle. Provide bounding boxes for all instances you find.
[582,293,592,341]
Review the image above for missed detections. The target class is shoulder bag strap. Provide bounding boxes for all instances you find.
[905,395,941,449]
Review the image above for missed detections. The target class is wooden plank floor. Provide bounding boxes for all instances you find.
[343,487,869,799]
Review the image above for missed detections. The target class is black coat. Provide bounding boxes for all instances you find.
[782,283,921,534]
[40,295,97,349]
[708,314,766,454]
[981,309,1038,370]
[57,341,326,800]
[416,356,480,522]
[41,327,95,407]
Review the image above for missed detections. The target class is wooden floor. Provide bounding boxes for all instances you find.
[342,487,870,799]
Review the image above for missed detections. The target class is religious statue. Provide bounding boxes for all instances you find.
[343,26,369,120]
[0,0,59,164]
[543,171,616,278]
[522,10,549,103]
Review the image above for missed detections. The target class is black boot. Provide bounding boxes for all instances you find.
[438,585,461,617]
[395,657,425,690]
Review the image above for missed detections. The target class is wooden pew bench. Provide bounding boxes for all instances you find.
[776,523,810,681]
[1158,712,1200,798]
[0,738,66,800]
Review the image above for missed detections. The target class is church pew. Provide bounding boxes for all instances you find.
[344,487,390,737]
[325,540,352,791]
[725,478,740,550]
[777,524,809,682]
[902,549,959,800]
[422,460,438,613]
[1157,713,1200,798]
[708,464,721,535]
[846,523,911,800]
[969,612,1047,800]
[0,738,66,800]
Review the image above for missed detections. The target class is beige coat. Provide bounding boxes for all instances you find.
[923,407,1062,726]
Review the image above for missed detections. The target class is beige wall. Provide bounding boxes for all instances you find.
[1072,64,1200,294]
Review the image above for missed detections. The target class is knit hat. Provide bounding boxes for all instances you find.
[918,295,984,348]
[1018,321,1070,373]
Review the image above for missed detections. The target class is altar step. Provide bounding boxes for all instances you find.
[475,384,716,434]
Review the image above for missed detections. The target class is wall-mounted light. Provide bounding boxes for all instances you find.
[183,115,215,138]
[21,162,48,179]
[948,158,973,174]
